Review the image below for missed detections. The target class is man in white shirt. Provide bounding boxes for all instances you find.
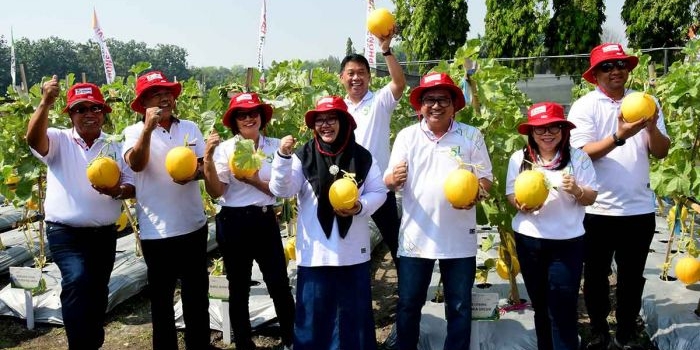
[123,71,212,350]
[385,73,493,350]
[340,27,406,268]
[26,77,135,350]
[568,43,671,350]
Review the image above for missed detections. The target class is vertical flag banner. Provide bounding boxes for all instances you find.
[257,0,267,83]
[364,0,376,68]
[92,8,116,84]
[10,27,16,89]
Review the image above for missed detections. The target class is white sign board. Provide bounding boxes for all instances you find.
[471,292,499,320]
[9,267,42,289]
[208,275,229,300]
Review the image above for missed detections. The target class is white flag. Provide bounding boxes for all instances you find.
[92,9,116,84]
[10,27,16,88]
[257,0,267,82]
[364,0,377,68]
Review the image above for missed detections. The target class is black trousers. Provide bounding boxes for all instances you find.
[371,191,401,269]
[216,205,295,349]
[141,224,211,350]
[582,213,655,343]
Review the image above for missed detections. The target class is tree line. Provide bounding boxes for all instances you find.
[0,36,347,93]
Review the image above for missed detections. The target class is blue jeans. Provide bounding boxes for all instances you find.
[397,256,476,350]
[216,205,295,349]
[514,233,584,350]
[582,213,655,343]
[294,262,376,350]
[47,222,117,350]
[141,224,211,350]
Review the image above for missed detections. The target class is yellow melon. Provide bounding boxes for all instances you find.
[367,8,395,37]
[229,138,266,179]
[4,174,20,186]
[496,257,521,280]
[514,170,549,209]
[329,178,359,210]
[444,168,479,207]
[284,237,296,262]
[86,157,120,188]
[674,256,700,285]
[620,92,656,123]
[165,146,197,181]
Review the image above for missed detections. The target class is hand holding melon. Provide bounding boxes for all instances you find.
[230,137,267,179]
[513,170,549,211]
[620,92,656,123]
[165,146,198,182]
[444,168,480,209]
[87,156,121,189]
[329,172,360,215]
[367,8,396,38]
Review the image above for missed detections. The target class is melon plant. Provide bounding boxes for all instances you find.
[86,156,120,188]
[514,170,549,209]
[366,8,395,37]
[620,92,656,123]
[329,172,359,210]
[165,146,197,181]
[674,256,700,285]
[229,137,267,178]
[444,168,479,207]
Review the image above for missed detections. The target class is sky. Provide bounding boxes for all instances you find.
[1,0,626,68]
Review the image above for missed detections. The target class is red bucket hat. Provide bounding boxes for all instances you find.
[409,72,466,112]
[517,102,576,135]
[304,96,357,130]
[130,71,182,114]
[582,43,639,84]
[62,83,112,114]
[222,92,274,129]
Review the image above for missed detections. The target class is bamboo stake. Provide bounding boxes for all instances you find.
[245,68,254,92]
[121,200,141,257]
[81,73,87,83]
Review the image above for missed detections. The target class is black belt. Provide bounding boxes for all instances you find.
[220,205,274,215]
[46,221,116,233]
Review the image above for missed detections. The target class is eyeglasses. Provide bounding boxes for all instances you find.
[421,97,452,108]
[235,110,261,121]
[70,105,104,114]
[598,60,628,73]
[314,117,338,127]
[532,125,563,135]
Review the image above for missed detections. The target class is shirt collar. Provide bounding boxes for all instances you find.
[71,128,107,149]
[344,90,374,108]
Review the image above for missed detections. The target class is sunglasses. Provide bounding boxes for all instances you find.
[598,60,628,73]
[235,110,261,121]
[70,105,104,114]
[532,124,563,135]
[421,97,452,108]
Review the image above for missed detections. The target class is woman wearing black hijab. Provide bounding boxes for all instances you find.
[270,96,387,350]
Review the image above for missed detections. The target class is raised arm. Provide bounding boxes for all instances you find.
[377,28,406,100]
[26,75,60,156]
[125,107,161,172]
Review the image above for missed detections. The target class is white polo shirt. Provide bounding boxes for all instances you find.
[213,135,279,207]
[568,88,669,216]
[269,151,388,267]
[122,118,207,240]
[506,148,598,240]
[345,85,399,172]
[386,120,493,259]
[31,128,134,227]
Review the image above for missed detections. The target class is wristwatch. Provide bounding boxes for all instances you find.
[382,49,392,56]
[612,133,626,146]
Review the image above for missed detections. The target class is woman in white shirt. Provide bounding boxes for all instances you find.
[203,92,294,350]
[270,96,387,350]
[506,102,598,350]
